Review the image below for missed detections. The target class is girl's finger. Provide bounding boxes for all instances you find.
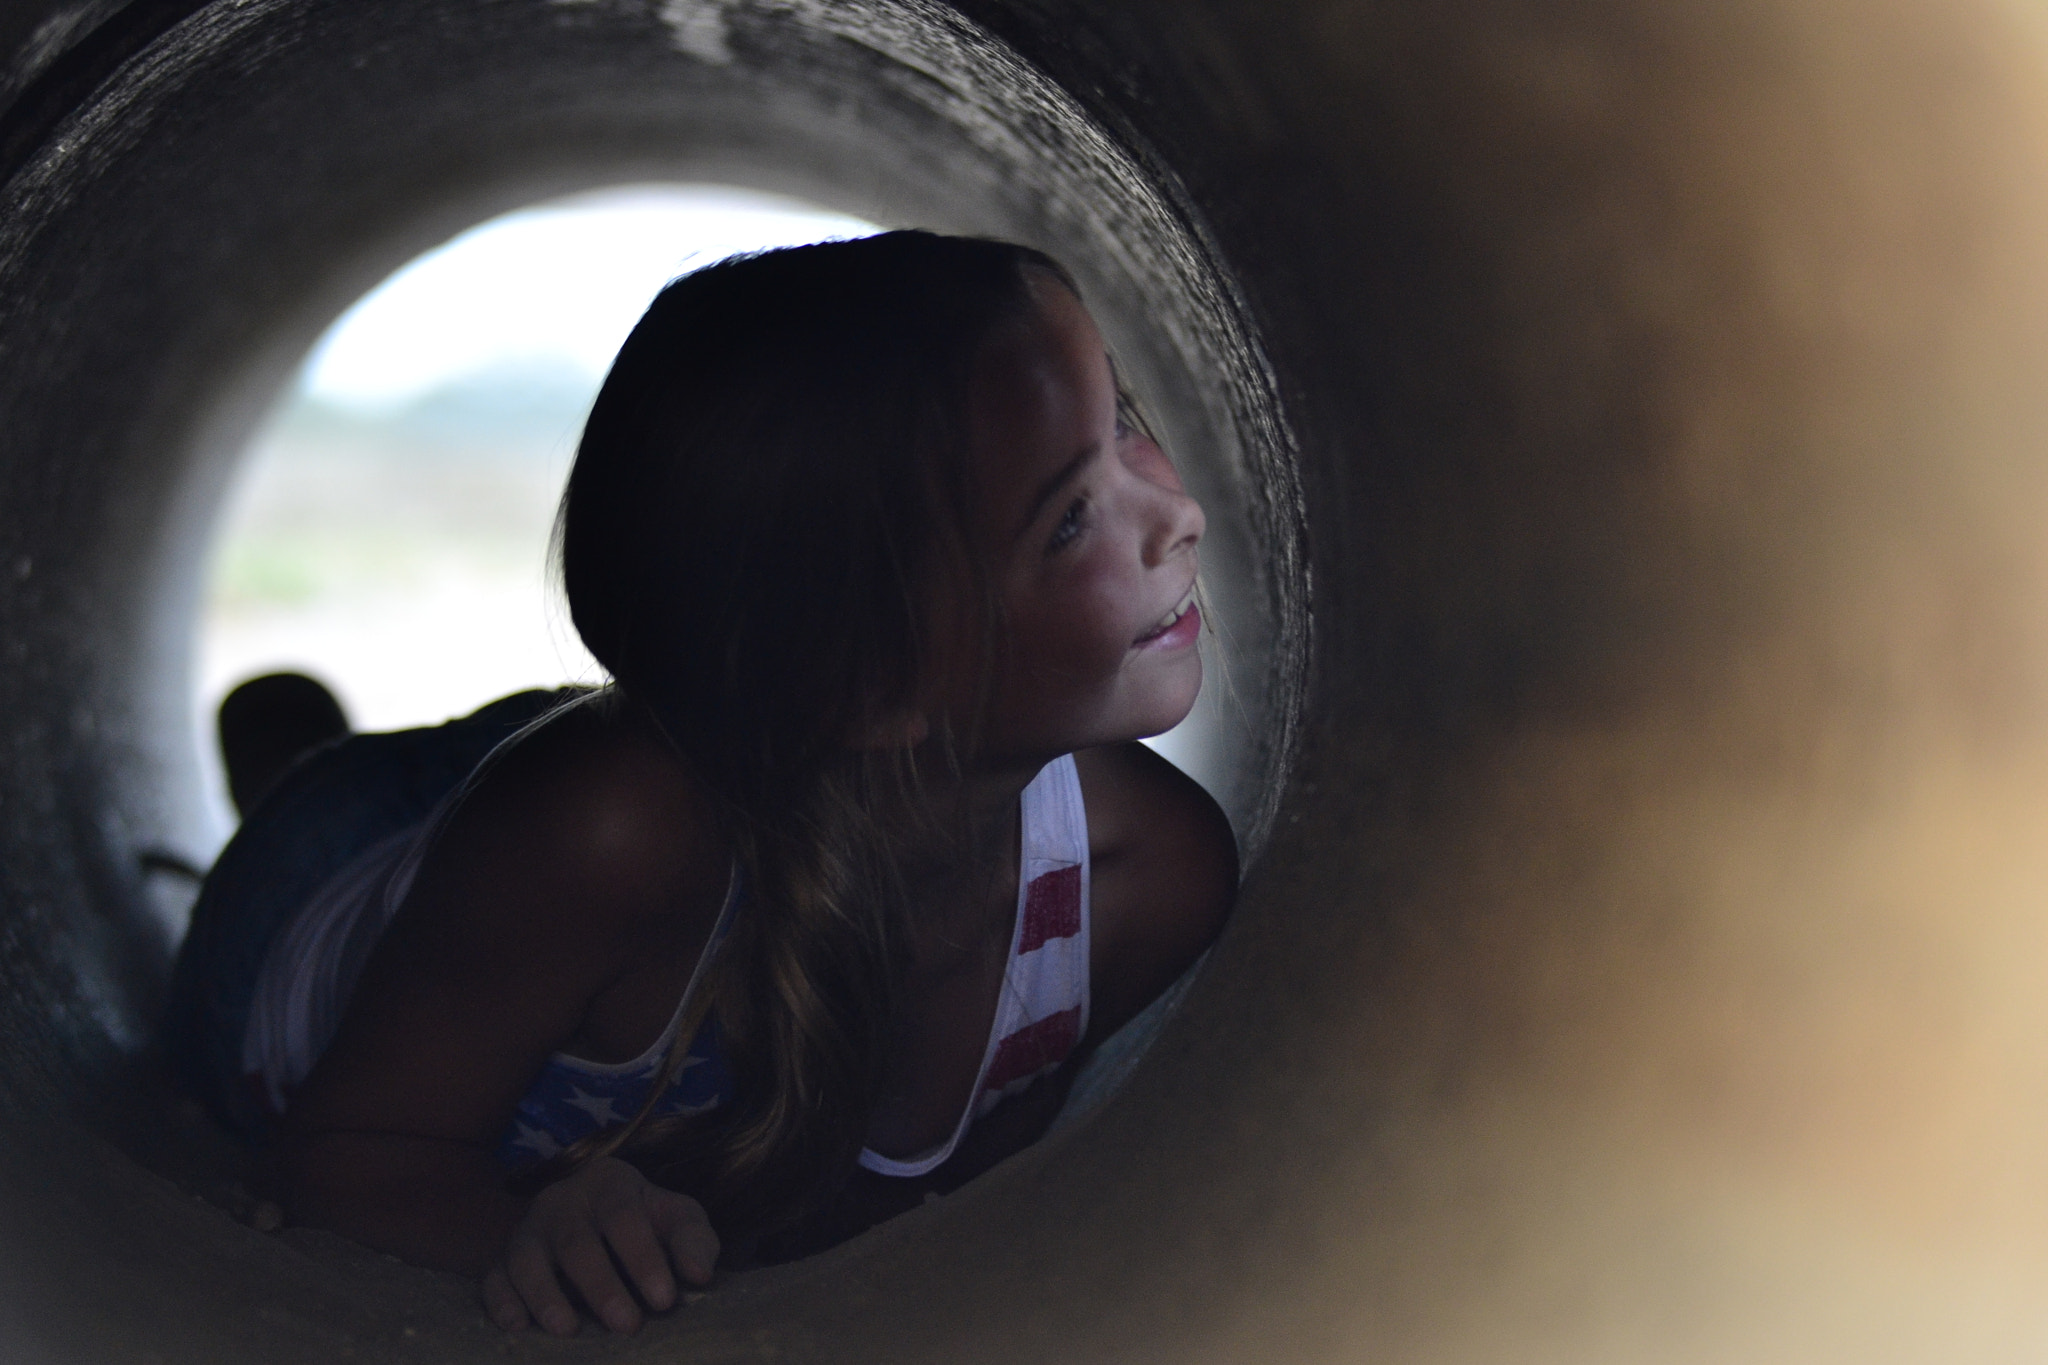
[503,1233,580,1338]
[648,1190,721,1284]
[480,1265,531,1333]
[596,1202,676,1312]
[554,1226,642,1335]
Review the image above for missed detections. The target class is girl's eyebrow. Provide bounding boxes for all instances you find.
[1018,443,1098,539]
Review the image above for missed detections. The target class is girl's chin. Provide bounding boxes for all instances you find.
[988,659,1203,757]
[1125,669,1204,743]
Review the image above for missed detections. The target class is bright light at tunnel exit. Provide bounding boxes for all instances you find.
[300,185,881,408]
[199,186,882,831]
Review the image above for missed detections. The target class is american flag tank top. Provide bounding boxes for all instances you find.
[857,752,1091,1176]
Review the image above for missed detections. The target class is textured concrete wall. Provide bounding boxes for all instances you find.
[5,1,2048,1361]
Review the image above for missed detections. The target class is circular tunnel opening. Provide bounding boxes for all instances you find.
[0,2,1304,1359]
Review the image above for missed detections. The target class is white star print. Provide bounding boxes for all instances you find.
[563,1087,624,1126]
[511,1123,562,1158]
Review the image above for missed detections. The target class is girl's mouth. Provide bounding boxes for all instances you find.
[1134,585,1200,648]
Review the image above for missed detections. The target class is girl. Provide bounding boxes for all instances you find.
[169,230,1237,1336]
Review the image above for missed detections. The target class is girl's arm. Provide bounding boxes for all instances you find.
[1074,741,1239,1045]
[279,706,730,1328]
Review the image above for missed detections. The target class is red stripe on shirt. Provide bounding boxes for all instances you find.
[982,1005,1083,1094]
[1018,864,1082,954]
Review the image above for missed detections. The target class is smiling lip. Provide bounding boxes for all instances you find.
[1134,584,1201,649]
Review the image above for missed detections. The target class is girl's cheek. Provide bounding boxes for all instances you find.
[1027,540,1143,660]
[1019,582,1122,675]
[1063,561,1134,642]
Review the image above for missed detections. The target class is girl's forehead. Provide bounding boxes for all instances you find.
[967,283,1114,526]
[979,275,1105,394]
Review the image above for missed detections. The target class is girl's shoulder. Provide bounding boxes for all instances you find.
[422,691,731,945]
[284,693,731,1173]
[1071,742,1238,1040]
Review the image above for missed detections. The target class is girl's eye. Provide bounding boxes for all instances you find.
[1048,498,1087,553]
[1115,391,1142,441]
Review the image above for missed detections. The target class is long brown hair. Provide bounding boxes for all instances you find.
[550,231,1069,1240]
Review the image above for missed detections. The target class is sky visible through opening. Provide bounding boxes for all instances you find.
[199,185,880,815]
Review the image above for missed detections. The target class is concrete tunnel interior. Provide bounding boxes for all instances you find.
[7,0,2048,1361]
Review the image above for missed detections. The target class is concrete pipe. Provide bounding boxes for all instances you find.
[5,0,2048,1360]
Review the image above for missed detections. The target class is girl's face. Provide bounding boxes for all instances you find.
[938,273,1206,765]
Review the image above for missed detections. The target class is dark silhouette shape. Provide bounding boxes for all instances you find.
[217,673,350,817]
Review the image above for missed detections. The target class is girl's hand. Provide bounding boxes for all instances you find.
[482,1156,719,1336]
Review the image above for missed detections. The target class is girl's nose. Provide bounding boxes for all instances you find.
[1141,477,1205,568]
